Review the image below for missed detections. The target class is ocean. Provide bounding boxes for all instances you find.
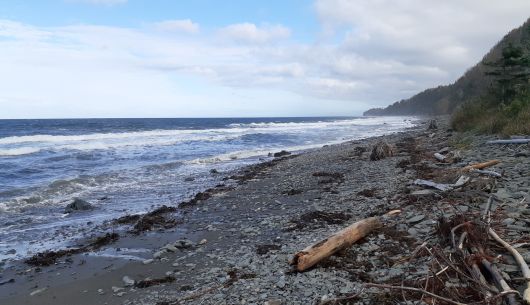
[0,116,415,261]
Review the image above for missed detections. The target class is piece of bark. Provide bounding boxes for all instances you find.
[462,160,500,172]
[291,210,400,271]
[489,228,530,304]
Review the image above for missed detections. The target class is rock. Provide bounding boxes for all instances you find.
[30,287,47,296]
[273,150,291,158]
[153,250,167,259]
[97,289,105,295]
[6,249,16,255]
[502,218,516,226]
[122,276,135,287]
[116,292,126,297]
[198,239,207,245]
[174,239,194,249]
[210,169,219,174]
[111,286,123,293]
[164,244,178,252]
[184,177,195,182]
[64,198,94,213]
[142,259,154,265]
[406,215,425,224]
[264,299,282,305]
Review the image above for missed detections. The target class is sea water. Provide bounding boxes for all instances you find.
[0,116,415,261]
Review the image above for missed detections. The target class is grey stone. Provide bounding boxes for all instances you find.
[64,198,94,213]
[122,276,135,287]
[407,215,425,224]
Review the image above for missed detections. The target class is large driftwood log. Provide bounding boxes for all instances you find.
[462,160,500,172]
[291,210,400,271]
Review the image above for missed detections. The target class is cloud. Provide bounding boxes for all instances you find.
[153,19,199,34]
[2,1,530,118]
[65,0,128,5]
[218,23,291,44]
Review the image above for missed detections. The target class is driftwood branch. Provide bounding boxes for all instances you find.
[489,228,530,304]
[462,160,500,172]
[470,169,502,178]
[414,179,453,191]
[365,283,468,305]
[487,139,530,144]
[291,210,400,271]
[480,258,519,305]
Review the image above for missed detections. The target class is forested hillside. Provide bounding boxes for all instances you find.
[364,18,530,124]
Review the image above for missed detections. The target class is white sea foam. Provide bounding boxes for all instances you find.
[0,147,42,156]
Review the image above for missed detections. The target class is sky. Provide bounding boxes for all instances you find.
[1,0,530,119]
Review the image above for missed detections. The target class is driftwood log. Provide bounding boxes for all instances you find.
[291,210,400,271]
[487,139,530,144]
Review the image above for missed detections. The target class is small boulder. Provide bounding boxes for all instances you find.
[273,150,291,158]
[64,198,94,213]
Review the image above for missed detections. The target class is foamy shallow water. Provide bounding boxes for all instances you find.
[0,116,416,261]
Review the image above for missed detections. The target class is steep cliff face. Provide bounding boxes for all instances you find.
[364,18,530,116]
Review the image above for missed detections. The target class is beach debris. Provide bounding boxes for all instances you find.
[434,149,462,163]
[434,152,447,162]
[256,244,281,255]
[122,275,135,287]
[30,287,47,296]
[135,275,176,288]
[209,168,219,174]
[370,140,395,161]
[142,259,154,265]
[283,188,302,196]
[427,119,438,130]
[357,188,377,197]
[312,172,344,184]
[462,159,500,172]
[284,210,351,231]
[488,228,530,304]
[413,179,454,191]
[198,239,208,245]
[131,205,178,233]
[273,150,291,158]
[470,168,503,178]
[486,139,530,144]
[114,214,141,224]
[353,146,367,156]
[290,210,400,271]
[25,232,119,266]
[64,198,94,213]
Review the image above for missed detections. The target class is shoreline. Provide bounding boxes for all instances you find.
[1,117,527,305]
